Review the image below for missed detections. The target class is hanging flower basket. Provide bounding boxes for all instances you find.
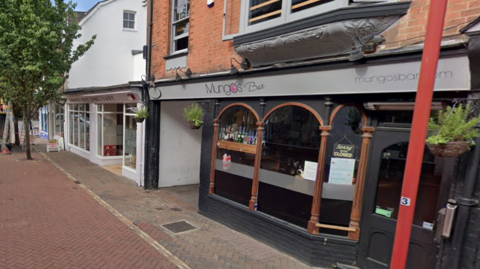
[135,117,145,123]
[188,121,202,129]
[427,141,472,157]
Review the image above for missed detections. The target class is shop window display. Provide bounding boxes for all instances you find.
[258,106,321,228]
[54,104,64,136]
[215,105,258,206]
[97,104,124,157]
[124,104,137,170]
[68,104,90,151]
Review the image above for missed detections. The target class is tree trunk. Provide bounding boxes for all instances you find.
[14,117,19,146]
[5,112,10,142]
[12,104,20,146]
[23,106,32,160]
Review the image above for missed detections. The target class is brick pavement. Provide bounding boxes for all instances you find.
[36,145,318,269]
[0,149,179,269]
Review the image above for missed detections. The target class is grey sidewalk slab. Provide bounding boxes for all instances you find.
[36,144,319,269]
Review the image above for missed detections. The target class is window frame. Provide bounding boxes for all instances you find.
[96,104,124,159]
[225,0,349,37]
[171,0,190,54]
[123,104,138,173]
[123,10,136,30]
[68,103,90,152]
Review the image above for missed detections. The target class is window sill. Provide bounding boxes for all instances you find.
[122,28,137,32]
[122,165,137,173]
[233,1,411,46]
[163,51,189,60]
[96,155,123,160]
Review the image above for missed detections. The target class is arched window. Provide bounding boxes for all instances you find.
[257,105,322,228]
[214,105,259,206]
[321,105,365,236]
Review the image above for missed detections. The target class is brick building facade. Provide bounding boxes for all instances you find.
[144,0,480,268]
[149,0,480,78]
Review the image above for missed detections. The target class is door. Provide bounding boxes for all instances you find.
[358,129,444,269]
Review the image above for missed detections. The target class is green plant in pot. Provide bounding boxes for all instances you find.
[183,103,204,129]
[135,106,149,123]
[426,104,480,157]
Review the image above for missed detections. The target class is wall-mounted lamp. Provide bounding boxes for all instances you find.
[230,58,251,75]
[175,67,192,81]
[141,74,155,87]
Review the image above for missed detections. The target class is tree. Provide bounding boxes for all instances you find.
[0,0,95,159]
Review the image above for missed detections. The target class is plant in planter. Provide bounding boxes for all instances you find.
[183,103,204,129]
[426,104,480,157]
[135,106,149,123]
[345,106,363,134]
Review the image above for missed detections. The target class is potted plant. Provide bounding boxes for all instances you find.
[135,106,149,123]
[426,104,480,157]
[183,103,204,129]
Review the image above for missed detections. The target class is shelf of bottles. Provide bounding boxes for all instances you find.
[217,106,259,155]
[218,126,258,154]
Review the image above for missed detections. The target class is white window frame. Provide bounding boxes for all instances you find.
[96,104,124,159]
[171,0,190,54]
[223,0,349,38]
[123,104,137,173]
[68,103,90,152]
[123,10,136,30]
[53,104,65,137]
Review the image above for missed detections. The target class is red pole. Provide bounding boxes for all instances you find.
[390,1,448,269]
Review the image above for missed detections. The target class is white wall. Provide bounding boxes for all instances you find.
[159,101,202,188]
[133,53,145,82]
[68,0,147,88]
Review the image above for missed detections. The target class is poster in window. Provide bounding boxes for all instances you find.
[328,158,355,185]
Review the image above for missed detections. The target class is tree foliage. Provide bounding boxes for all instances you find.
[0,0,95,158]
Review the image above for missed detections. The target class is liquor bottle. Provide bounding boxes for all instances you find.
[238,133,243,143]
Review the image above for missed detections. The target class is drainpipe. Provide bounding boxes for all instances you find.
[143,0,161,189]
[146,0,153,86]
[448,114,480,268]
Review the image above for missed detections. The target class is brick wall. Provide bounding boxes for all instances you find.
[382,0,480,49]
[150,0,240,80]
[150,0,480,78]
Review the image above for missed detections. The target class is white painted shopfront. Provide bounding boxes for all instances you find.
[64,88,145,185]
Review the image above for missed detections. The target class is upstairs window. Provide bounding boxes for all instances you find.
[222,0,348,38]
[123,11,136,30]
[247,0,347,29]
[171,0,190,53]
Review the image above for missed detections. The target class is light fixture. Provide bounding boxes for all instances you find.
[363,102,446,111]
[230,58,251,75]
[175,67,192,81]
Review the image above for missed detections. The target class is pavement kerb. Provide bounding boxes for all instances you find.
[34,147,191,269]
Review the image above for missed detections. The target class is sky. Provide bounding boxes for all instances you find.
[50,0,100,12]
[72,0,100,12]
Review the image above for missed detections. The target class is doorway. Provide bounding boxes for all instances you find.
[358,128,447,269]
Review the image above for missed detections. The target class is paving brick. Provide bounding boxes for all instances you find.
[0,149,177,269]
[35,144,317,269]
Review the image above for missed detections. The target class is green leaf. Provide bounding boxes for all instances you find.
[427,104,480,145]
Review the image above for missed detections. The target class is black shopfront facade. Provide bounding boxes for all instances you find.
[144,44,480,268]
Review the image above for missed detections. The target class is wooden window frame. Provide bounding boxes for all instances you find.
[209,101,374,240]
